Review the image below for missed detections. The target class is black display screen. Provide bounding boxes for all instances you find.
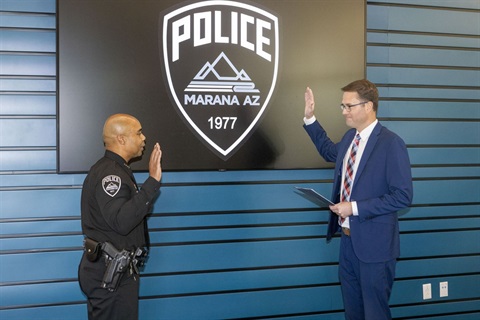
[58,0,364,172]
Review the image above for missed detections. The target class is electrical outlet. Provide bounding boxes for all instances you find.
[440,281,448,297]
[423,283,432,300]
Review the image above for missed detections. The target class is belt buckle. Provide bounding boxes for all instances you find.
[342,227,350,236]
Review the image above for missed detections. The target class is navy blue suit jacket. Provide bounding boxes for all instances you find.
[304,120,413,263]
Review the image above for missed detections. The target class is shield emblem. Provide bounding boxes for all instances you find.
[102,175,121,197]
[161,0,279,160]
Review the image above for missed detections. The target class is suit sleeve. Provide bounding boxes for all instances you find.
[303,121,339,162]
[96,175,161,235]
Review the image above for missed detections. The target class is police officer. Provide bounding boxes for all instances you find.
[78,113,162,320]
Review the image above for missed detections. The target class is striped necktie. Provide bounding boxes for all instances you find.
[340,134,361,222]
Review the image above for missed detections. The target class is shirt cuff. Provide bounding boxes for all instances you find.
[351,201,359,216]
[303,115,316,125]
[141,176,161,199]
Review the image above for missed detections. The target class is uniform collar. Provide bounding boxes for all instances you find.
[105,150,137,186]
[105,150,128,166]
[104,150,134,173]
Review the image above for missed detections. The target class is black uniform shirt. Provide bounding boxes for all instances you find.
[81,150,160,251]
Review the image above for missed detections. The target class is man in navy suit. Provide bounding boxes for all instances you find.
[303,80,413,320]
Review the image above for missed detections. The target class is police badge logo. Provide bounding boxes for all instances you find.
[102,175,121,197]
[161,0,279,160]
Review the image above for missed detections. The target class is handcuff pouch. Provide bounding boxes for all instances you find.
[84,238,102,262]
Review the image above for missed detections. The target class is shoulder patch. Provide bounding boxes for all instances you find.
[102,175,121,197]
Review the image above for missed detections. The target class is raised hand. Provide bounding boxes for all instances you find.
[149,143,162,182]
[305,87,315,119]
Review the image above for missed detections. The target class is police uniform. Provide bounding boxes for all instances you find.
[78,150,160,320]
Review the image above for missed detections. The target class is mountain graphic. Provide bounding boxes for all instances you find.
[185,52,259,93]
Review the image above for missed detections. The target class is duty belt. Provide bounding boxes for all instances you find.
[83,238,148,291]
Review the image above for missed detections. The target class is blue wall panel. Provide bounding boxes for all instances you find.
[0,305,87,320]
[368,0,480,9]
[138,286,344,320]
[0,119,56,147]
[0,189,81,219]
[0,30,56,52]
[378,101,480,119]
[367,32,480,49]
[0,150,56,171]
[408,147,480,165]
[378,88,480,101]
[0,79,55,92]
[367,5,480,35]
[0,251,82,283]
[368,67,480,86]
[0,218,80,235]
[382,121,480,145]
[0,95,56,115]
[0,54,55,75]
[0,281,84,308]
[1,1,479,319]
[0,0,55,13]
[368,46,480,67]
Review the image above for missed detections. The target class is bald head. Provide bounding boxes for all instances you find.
[102,113,146,162]
[103,114,137,146]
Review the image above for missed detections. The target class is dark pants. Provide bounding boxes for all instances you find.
[339,234,396,320]
[78,253,140,320]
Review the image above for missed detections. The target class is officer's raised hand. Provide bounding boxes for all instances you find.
[149,142,162,182]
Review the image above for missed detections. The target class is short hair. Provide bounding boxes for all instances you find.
[342,79,379,112]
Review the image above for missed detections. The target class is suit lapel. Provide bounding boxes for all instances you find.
[336,130,355,172]
[355,122,383,182]
[333,130,355,197]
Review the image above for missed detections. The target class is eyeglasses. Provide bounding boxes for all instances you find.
[340,101,368,112]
